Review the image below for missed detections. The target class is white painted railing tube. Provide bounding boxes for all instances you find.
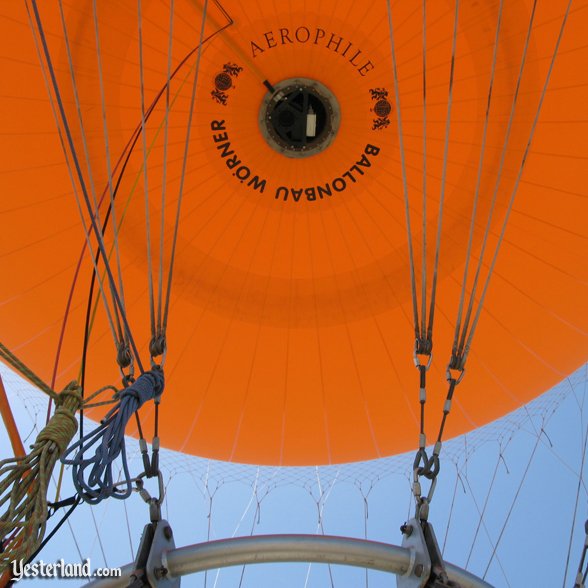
[83,534,493,588]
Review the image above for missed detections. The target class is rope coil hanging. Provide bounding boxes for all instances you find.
[0,341,158,573]
[61,368,165,505]
[0,382,82,573]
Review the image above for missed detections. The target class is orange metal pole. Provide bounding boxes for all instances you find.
[0,373,25,459]
[0,374,25,587]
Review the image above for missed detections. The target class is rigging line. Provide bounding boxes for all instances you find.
[64,166,123,353]
[92,0,130,337]
[562,413,588,586]
[465,447,503,567]
[52,461,67,508]
[571,370,587,413]
[28,0,144,374]
[46,0,218,409]
[231,468,261,540]
[65,514,84,564]
[204,488,214,588]
[57,0,101,252]
[23,496,82,567]
[405,475,413,521]
[24,2,121,357]
[441,465,464,555]
[483,432,543,579]
[77,180,138,452]
[123,497,135,561]
[195,0,273,92]
[0,344,54,399]
[211,470,258,588]
[361,484,374,588]
[47,0,109,401]
[456,0,539,359]
[522,407,588,487]
[460,472,512,587]
[315,469,339,529]
[56,11,231,378]
[89,502,109,568]
[162,0,210,334]
[421,0,427,342]
[158,0,175,334]
[315,470,336,588]
[386,0,420,337]
[39,13,120,358]
[427,0,460,339]
[79,31,206,346]
[452,0,505,354]
[236,482,274,570]
[138,0,156,342]
[580,370,587,444]
[462,0,572,361]
[235,560,246,588]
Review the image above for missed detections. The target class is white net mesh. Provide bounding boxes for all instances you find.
[1,362,586,586]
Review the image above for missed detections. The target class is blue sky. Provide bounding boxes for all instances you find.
[1,363,587,587]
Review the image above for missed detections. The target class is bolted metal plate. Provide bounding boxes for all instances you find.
[397,519,431,588]
[146,520,180,587]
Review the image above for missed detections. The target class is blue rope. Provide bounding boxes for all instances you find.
[61,369,164,504]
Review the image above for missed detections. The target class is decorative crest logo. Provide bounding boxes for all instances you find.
[211,63,244,106]
[369,88,392,130]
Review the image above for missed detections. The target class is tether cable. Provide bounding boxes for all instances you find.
[428,0,460,342]
[138,0,157,349]
[426,0,573,520]
[420,0,428,344]
[156,0,176,345]
[161,0,210,335]
[564,420,588,586]
[457,0,570,367]
[451,0,538,369]
[25,0,123,361]
[386,0,462,518]
[92,0,130,335]
[386,0,420,336]
[28,0,144,375]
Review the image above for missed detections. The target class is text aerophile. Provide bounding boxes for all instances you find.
[250,26,375,77]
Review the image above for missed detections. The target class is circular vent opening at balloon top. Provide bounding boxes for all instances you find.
[259,78,340,158]
[0,0,586,468]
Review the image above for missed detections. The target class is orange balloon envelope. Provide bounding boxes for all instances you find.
[0,0,586,465]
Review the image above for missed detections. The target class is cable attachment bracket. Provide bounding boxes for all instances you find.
[412,340,437,520]
[136,470,165,523]
[414,336,433,358]
[412,444,441,521]
[127,517,179,588]
[116,340,135,387]
[129,471,179,587]
[140,435,160,480]
[398,518,461,588]
[149,333,167,370]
